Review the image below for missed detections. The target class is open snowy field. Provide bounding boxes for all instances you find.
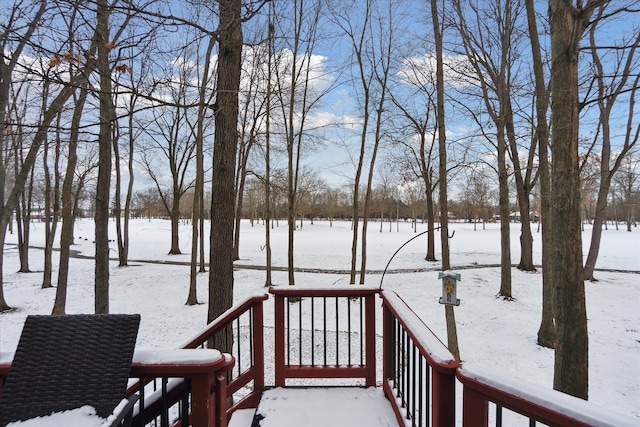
[1,218,638,419]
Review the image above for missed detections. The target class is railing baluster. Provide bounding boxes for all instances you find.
[311,297,315,366]
[299,296,303,365]
[323,296,327,366]
[425,356,431,425]
[411,341,416,424]
[400,328,407,408]
[496,404,502,427]
[395,319,401,395]
[236,316,242,376]
[181,378,190,425]
[348,296,352,366]
[418,357,423,427]
[249,308,254,368]
[161,377,168,427]
[287,296,291,367]
[335,296,339,366]
[138,378,145,427]
[360,296,364,366]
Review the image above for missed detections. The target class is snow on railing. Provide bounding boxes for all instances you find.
[380,289,458,427]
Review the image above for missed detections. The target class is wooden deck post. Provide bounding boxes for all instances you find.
[432,368,457,427]
[273,294,285,387]
[190,371,216,426]
[364,293,377,387]
[462,386,488,427]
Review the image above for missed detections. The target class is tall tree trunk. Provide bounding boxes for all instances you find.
[94,0,113,314]
[208,0,243,346]
[505,100,536,272]
[187,34,214,305]
[43,118,61,288]
[264,11,274,288]
[54,87,88,315]
[233,160,248,261]
[549,0,594,400]
[113,119,127,266]
[425,183,436,261]
[584,177,610,281]
[497,130,512,299]
[42,130,54,287]
[169,194,182,254]
[16,167,34,273]
[431,0,459,360]
[199,196,206,272]
[525,0,555,348]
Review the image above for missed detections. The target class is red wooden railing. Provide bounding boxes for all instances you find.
[124,293,268,426]
[456,364,637,427]
[1,288,636,427]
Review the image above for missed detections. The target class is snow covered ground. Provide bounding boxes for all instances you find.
[1,218,638,421]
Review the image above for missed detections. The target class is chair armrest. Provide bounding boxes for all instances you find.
[105,394,139,427]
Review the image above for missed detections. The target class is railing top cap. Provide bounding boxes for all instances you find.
[132,349,224,365]
[268,285,380,296]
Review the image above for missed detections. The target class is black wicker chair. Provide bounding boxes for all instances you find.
[0,314,140,427]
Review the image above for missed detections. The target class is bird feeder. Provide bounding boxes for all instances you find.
[438,271,461,306]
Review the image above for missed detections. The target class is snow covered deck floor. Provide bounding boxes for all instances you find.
[229,387,399,427]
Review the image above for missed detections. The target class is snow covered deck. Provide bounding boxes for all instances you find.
[230,387,398,427]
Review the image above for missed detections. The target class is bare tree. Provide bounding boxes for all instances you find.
[358,0,397,284]
[0,0,99,311]
[452,0,534,301]
[272,0,328,285]
[332,0,396,284]
[462,167,495,229]
[41,106,62,288]
[112,41,155,268]
[183,15,218,305]
[53,85,90,315]
[389,57,440,259]
[233,42,268,261]
[613,155,640,231]
[264,8,274,287]
[582,8,639,280]
[139,49,199,255]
